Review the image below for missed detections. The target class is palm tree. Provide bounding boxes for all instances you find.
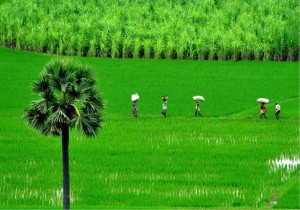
[24,58,104,210]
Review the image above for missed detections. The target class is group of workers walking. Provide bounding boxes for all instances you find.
[132,95,172,118]
[260,102,281,120]
[160,96,202,118]
[132,94,281,119]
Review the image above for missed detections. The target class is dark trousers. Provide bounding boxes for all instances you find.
[275,110,280,119]
[260,113,267,119]
[195,110,202,117]
[162,109,167,117]
[133,108,137,117]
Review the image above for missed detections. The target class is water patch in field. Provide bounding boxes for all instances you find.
[271,157,300,171]
[269,156,300,173]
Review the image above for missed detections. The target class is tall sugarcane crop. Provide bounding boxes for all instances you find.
[0,0,298,60]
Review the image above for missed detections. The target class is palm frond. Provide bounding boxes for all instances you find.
[59,62,76,85]
[41,89,56,104]
[46,59,76,93]
[42,122,61,136]
[75,66,93,84]
[48,108,70,125]
[32,75,49,94]
[75,78,95,100]
[31,99,48,114]
[49,74,63,93]
[69,113,101,137]
[83,95,104,113]
[24,108,48,131]
[66,86,80,102]
[69,104,81,117]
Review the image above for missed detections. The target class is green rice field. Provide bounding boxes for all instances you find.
[0,47,299,208]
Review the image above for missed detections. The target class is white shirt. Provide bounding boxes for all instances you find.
[162,101,167,110]
[275,104,280,111]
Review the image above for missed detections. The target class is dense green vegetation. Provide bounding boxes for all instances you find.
[0,47,299,208]
[0,0,299,60]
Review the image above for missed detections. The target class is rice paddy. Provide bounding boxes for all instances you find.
[0,47,298,208]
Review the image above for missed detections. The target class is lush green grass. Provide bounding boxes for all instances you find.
[275,173,300,209]
[0,47,299,208]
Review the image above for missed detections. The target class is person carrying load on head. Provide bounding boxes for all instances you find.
[133,100,138,118]
[131,93,139,118]
[260,103,267,119]
[161,96,168,118]
[195,101,202,117]
[192,96,205,117]
[275,102,280,119]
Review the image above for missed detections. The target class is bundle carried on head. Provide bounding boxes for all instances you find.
[192,96,205,101]
[257,98,269,104]
[131,93,139,102]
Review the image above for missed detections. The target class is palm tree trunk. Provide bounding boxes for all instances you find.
[62,124,70,210]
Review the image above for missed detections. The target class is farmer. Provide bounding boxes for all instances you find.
[275,102,281,119]
[195,101,202,117]
[133,100,138,118]
[260,103,267,119]
[162,96,167,118]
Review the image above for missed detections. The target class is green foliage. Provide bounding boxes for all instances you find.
[0,0,299,60]
[24,58,104,137]
[0,48,299,208]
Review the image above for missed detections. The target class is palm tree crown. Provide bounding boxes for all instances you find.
[25,58,104,137]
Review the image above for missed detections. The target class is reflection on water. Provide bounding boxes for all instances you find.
[270,156,300,172]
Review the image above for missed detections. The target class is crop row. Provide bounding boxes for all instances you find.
[0,0,299,60]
